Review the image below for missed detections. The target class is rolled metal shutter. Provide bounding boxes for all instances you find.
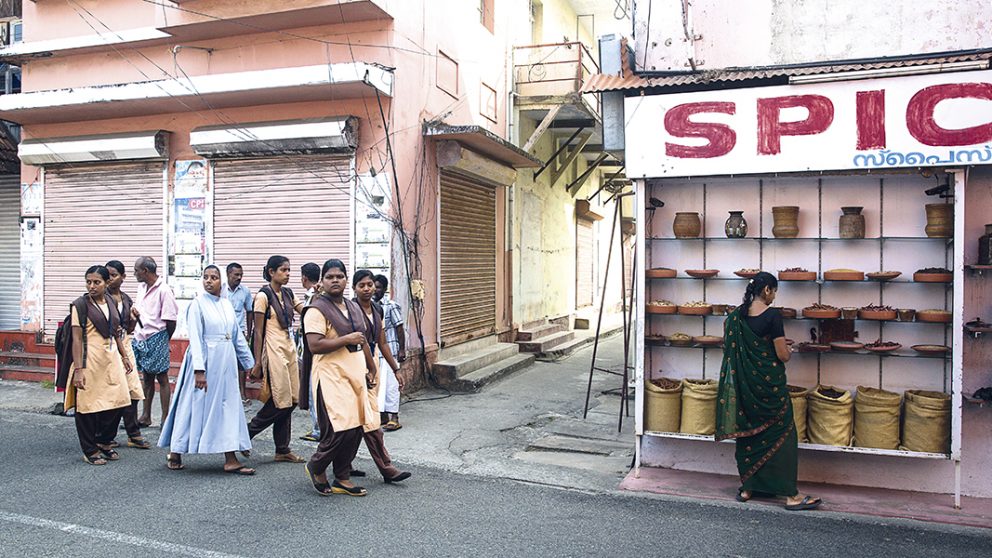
[44,162,165,333]
[575,218,594,308]
[0,175,20,329]
[439,170,496,341]
[212,156,353,294]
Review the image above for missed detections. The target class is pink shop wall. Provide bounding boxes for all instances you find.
[641,169,992,498]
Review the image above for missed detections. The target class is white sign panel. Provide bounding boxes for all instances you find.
[625,69,992,177]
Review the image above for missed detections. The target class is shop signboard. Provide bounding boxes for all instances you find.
[625,69,992,177]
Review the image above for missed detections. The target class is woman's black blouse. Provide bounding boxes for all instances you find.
[745,307,785,341]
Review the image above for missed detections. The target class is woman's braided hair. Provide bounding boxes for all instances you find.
[741,271,778,315]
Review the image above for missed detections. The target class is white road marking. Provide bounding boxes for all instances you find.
[0,511,248,558]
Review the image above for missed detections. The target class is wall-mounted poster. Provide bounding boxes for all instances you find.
[169,160,210,337]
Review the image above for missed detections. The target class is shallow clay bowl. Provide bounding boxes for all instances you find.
[646,268,677,279]
[777,307,798,319]
[859,309,897,321]
[911,344,951,355]
[685,269,719,279]
[646,304,677,315]
[668,337,695,347]
[865,343,902,353]
[916,310,952,323]
[914,272,953,283]
[867,271,902,281]
[823,270,865,281]
[797,343,831,353]
[830,341,864,352]
[734,270,760,279]
[646,335,667,346]
[779,271,817,281]
[693,335,723,347]
[803,308,841,319]
[678,305,713,316]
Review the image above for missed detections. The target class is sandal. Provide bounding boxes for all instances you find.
[736,489,751,502]
[384,471,412,484]
[350,469,367,478]
[224,465,256,476]
[108,440,121,448]
[97,447,120,461]
[331,480,367,497]
[383,421,402,432]
[82,453,107,466]
[304,463,333,496]
[785,495,822,511]
[128,436,152,450]
[166,454,184,470]
[274,452,305,463]
[241,450,251,458]
[137,419,152,428]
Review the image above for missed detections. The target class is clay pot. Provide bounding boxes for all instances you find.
[725,211,748,238]
[839,206,865,239]
[673,212,702,239]
[924,203,953,238]
[772,206,800,238]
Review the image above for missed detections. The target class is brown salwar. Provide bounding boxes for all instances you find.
[247,398,295,455]
[310,386,363,480]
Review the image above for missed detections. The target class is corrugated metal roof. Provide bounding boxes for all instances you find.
[582,49,992,93]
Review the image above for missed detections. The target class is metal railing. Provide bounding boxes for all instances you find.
[513,41,600,108]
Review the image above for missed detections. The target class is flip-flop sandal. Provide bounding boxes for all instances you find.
[82,453,107,466]
[224,466,256,476]
[108,440,121,448]
[241,450,251,458]
[166,455,185,470]
[331,480,367,497]
[98,448,120,461]
[128,437,152,449]
[384,471,412,484]
[736,489,751,502]
[274,453,305,463]
[785,495,822,511]
[304,463,333,496]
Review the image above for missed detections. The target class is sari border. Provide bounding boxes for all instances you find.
[738,420,795,484]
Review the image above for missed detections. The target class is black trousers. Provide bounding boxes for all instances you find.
[75,407,125,456]
[309,386,363,480]
[113,399,142,438]
[247,398,295,454]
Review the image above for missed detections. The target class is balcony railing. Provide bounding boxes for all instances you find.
[513,41,600,110]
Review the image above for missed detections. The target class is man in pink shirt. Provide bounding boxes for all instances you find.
[132,256,179,427]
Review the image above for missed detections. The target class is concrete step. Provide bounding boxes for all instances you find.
[434,342,522,379]
[0,364,55,383]
[447,353,535,392]
[0,351,57,369]
[536,324,624,361]
[515,323,566,342]
[525,434,631,456]
[517,330,576,353]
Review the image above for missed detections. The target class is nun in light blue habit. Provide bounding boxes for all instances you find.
[159,265,256,475]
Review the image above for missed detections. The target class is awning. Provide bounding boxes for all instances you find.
[424,124,540,168]
[0,63,393,125]
[19,130,170,165]
[190,117,358,158]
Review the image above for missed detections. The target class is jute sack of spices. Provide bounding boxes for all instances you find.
[852,386,901,449]
[807,385,854,446]
[645,377,682,433]
[788,385,811,442]
[680,378,718,435]
[900,390,951,454]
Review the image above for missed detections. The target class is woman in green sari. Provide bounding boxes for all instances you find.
[716,272,821,511]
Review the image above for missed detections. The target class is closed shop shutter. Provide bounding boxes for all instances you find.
[576,218,594,308]
[44,162,165,333]
[212,156,353,294]
[0,175,20,329]
[439,170,496,341]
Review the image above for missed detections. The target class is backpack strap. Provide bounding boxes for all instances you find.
[72,297,90,369]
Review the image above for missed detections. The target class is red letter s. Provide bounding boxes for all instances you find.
[664,102,736,158]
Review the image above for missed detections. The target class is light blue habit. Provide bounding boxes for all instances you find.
[159,292,255,454]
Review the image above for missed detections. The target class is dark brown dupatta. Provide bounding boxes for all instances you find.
[298,294,367,409]
[55,295,121,390]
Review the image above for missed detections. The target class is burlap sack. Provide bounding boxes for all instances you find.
[807,385,853,446]
[852,386,901,449]
[788,385,810,442]
[900,390,951,454]
[645,377,682,433]
[680,378,718,435]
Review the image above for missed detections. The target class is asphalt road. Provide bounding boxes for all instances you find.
[1,409,989,557]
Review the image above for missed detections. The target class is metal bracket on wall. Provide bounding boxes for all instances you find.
[547,131,592,188]
[566,152,608,196]
[533,126,586,181]
[587,165,626,201]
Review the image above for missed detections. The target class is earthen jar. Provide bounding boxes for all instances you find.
[772,206,800,238]
[898,309,916,322]
[924,203,953,238]
[673,212,702,239]
[839,206,865,239]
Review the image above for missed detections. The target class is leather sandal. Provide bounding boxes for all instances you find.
[331,480,367,497]
[82,453,107,466]
[97,447,120,461]
[274,452,305,463]
[305,463,333,496]
[128,436,152,449]
[166,454,184,470]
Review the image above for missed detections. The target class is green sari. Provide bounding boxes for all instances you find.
[715,308,798,497]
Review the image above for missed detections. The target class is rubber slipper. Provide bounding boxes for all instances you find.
[82,453,107,466]
[98,448,120,461]
[274,452,305,463]
[331,480,367,497]
[785,495,822,511]
[128,437,152,449]
[224,466,256,476]
[736,489,750,502]
[305,463,333,496]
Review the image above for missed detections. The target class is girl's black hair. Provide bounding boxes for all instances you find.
[352,269,375,288]
[321,258,347,277]
[741,271,778,315]
[105,260,125,276]
[85,265,110,281]
[263,255,290,281]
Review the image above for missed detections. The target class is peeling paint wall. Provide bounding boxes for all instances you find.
[634,0,992,72]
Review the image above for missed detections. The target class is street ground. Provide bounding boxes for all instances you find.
[1,334,989,557]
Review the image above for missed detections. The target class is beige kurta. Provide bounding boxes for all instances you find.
[64,304,131,414]
[115,298,144,401]
[254,291,301,409]
[304,309,374,432]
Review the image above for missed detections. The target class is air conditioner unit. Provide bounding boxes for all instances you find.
[10,19,22,44]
